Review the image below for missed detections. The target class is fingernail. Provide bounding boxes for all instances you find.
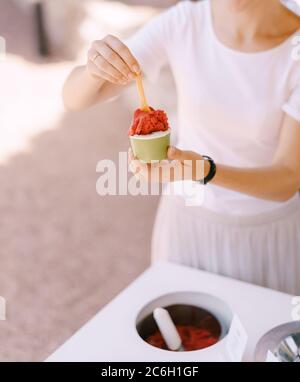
[132,65,141,74]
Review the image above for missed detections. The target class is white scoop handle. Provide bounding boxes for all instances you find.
[153,308,182,351]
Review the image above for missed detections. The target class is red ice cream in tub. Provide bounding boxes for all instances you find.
[146,316,221,351]
[137,303,223,352]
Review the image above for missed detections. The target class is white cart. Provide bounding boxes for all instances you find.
[47,262,294,362]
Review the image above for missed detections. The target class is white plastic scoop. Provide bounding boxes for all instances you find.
[153,308,184,351]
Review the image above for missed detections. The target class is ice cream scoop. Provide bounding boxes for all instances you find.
[153,308,184,351]
[149,308,221,351]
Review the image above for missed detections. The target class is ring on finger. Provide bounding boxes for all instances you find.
[91,53,101,63]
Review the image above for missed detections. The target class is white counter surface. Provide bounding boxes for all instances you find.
[47,262,293,362]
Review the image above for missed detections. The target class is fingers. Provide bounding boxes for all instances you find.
[86,35,140,84]
[167,146,181,160]
[129,146,193,183]
[128,155,179,183]
[128,147,202,184]
[88,48,129,84]
[104,35,140,74]
[168,147,206,181]
[87,60,126,85]
[129,158,148,181]
[92,42,135,79]
[128,148,161,183]
[167,146,199,163]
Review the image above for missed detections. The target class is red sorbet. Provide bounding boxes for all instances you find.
[128,107,170,136]
[146,316,221,351]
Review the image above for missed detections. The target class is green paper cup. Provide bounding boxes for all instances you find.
[130,130,170,163]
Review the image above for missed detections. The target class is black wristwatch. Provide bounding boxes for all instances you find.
[199,156,217,185]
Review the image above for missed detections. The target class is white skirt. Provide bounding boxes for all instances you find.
[151,194,300,295]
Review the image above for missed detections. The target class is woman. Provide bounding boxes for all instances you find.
[63,0,300,294]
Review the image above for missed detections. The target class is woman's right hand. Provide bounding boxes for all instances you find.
[86,35,141,86]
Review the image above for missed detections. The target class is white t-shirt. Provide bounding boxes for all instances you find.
[127,0,300,215]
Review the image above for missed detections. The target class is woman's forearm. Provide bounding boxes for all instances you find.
[62,65,123,111]
[209,115,300,202]
[62,65,104,111]
[211,164,300,202]
[162,145,300,202]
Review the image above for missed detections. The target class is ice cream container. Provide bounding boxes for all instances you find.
[130,130,170,163]
[136,291,233,356]
[255,321,300,362]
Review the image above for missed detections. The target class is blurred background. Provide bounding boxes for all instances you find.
[1,0,298,362]
[0,0,179,361]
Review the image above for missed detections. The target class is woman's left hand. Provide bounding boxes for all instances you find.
[129,146,208,183]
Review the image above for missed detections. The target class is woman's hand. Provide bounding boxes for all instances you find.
[129,146,208,183]
[63,35,140,111]
[87,35,140,85]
